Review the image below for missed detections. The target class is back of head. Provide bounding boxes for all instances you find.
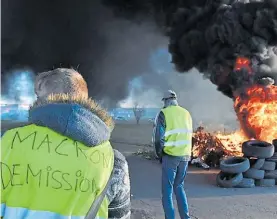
[35,68,88,99]
[162,90,178,108]
[162,90,177,101]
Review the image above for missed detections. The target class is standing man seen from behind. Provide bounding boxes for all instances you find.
[1,68,131,219]
[154,90,193,219]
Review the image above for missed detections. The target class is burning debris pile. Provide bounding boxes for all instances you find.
[192,126,246,166]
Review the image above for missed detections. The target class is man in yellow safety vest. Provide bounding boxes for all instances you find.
[153,90,193,219]
[1,68,131,219]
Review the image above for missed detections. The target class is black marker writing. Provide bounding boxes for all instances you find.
[37,134,51,153]
[89,150,100,164]
[55,139,68,156]
[11,164,23,186]
[1,162,12,189]
[11,131,37,150]
[46,166,52,187]
[1,162,99,193]
[62,173,72,190]
[79,178,90,192]
[26,164,42,187]
[75,170,82,191]
[52,170,63,189]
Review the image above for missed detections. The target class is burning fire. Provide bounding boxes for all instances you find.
[215,130,247,156]
[193,127,245,159]
[234,84,277,142]
[234,57,253,73]
[193,57,277,160]
[232,57,277,143]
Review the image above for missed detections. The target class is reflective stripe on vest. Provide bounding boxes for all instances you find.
[1,124,114,219]
[164,140,191,147]
[0,204,99,219]
[164,128,193,137]
[0,203,106,219]
[161,106,193,156]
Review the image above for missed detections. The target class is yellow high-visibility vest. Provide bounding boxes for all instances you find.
[1,124,114,219]
[161,106,193,156]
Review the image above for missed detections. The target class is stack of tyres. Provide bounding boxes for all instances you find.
[264,139,277,185]
[242,140,275,187]
[217,157,251,188]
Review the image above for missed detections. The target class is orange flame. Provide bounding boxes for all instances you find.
[212,57,276,153]
[234,85,277,142]
[234,57,253,73]
[215,130,247,156]
[192,57,276,158]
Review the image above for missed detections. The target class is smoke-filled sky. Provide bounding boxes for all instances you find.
[124,48,237,129]
[2,0,277,128]
[1,0,166,105]
[102,0,277,97]
[169,0,277,98]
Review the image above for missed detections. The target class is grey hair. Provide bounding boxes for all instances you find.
[164,98,178,108]
[35,68,88,99]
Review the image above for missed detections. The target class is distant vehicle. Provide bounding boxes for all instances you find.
[148,118,155,123]
[115,116,127,121]
[1,104,29,121]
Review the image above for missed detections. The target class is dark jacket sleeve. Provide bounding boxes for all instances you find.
[1,122,30,137]
[106,149,131,219]
[154,111,166,159]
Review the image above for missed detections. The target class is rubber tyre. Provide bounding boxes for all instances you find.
[235,178,255,188]
[249,158,265,169]
[273,139,277,152]
[266,153,277,162]
[261,161,276,171]
[255,179,275,187]
[220,157,250,174]
[216,172,243,188]
[264,170,277,179]
[242,140,274,158]
[243,168,265,179]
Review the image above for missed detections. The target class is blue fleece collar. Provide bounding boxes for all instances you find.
[29,103,111,147]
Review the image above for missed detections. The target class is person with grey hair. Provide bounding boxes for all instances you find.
[153,90,193,219]
[1,68,131,219]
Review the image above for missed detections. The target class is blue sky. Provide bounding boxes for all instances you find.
[130,47,173,88]
[150,47,173,72]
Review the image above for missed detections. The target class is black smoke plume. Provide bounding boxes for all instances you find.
[3,0,277,103]
[1,0,164,105]
[103,0,277,98]
[169,0,277,98]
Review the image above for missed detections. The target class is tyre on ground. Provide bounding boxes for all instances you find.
[220,157,250,174]
[272,139,277,152]
[243,168,265,180]
[264,170,277,179]
[235,178,255,188]
[242,140,274,158]
[266,153,277,162]
[261,161,276,171]
[248,158,265,169]
[255,179,276,187]
[216,171,243,188]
